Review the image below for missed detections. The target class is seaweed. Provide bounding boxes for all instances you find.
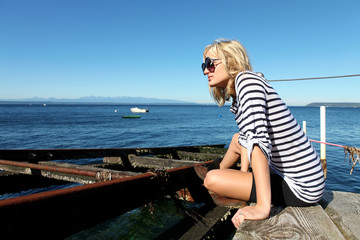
[344,146,360,174]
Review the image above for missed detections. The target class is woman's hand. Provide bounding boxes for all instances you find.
[231,204,271,229]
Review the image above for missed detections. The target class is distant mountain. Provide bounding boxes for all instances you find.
[306,102,360,107]
[0,96,195,105]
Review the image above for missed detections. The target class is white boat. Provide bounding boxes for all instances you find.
[130,107,149,113]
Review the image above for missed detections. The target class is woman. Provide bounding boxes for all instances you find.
[201,39,325,229]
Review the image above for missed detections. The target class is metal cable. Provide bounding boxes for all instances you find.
[267,74,360,82]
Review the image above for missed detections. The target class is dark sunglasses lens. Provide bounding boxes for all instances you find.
[201,63,206,72]
[202,57,216,74]
[206,58,215,72]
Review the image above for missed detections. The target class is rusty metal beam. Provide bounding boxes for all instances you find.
[0,160,140,184]
[0,164,212,239]
[0,159,98,177]
[0,159,132,182]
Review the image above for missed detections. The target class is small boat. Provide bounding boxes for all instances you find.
[122,115,141,118]
[130,107,149,113]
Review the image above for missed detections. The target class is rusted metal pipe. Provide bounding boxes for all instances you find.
[0,159,130,181]
[0,159,98,177]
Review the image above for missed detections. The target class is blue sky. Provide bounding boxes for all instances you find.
[1,0,359,105]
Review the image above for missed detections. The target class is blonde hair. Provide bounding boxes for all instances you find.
[203,39,252,106]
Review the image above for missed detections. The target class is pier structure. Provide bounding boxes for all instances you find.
[233,190,360,239]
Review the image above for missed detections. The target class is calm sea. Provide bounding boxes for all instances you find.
[0,104,359,238]
[0,104,360,192]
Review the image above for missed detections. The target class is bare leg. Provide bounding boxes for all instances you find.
[203,133,254,201]
[204,133,254,201]
[204,169,253,201]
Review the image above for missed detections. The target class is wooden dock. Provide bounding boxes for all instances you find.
[233,190,360,239]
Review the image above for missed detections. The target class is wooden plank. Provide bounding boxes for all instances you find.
[127,155,202,169]
[208,191,247,208]
[154,205,232,239]
[179,206,233,239]
[176,151,224,161]
[196,146,227,154]
[233,204,345,240]
[320,190,360,239]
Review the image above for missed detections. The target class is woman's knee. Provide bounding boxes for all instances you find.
[230,133,242,153]
[203,170,220,190]
[231,133,240,143]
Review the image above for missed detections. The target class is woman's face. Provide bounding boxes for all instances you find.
[204,50,230,88]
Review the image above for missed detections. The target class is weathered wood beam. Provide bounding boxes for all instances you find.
[127,155,202,169]
[156,206,234,239]
[320,190,360,239]
[176,151,224,161]
[233,204,345,239]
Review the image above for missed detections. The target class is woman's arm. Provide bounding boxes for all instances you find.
[219,133,243,170]
[231,73,272,228]
[251,145,271,211]
[232,145,271,228]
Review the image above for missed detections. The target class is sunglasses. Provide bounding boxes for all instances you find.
[201,57,220,75]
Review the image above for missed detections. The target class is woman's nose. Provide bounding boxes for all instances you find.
[203,68,209,75]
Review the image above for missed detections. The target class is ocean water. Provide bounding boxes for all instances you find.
[0,104,360,194]
[1,104,360,239]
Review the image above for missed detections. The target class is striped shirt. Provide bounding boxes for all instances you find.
[230,71,325,203]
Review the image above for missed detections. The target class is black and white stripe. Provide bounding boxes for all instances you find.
[230,71,325,203]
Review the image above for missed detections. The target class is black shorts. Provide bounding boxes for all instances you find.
[249,169,315,207]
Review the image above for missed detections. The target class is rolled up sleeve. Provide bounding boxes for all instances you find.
[233,73,272,163]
